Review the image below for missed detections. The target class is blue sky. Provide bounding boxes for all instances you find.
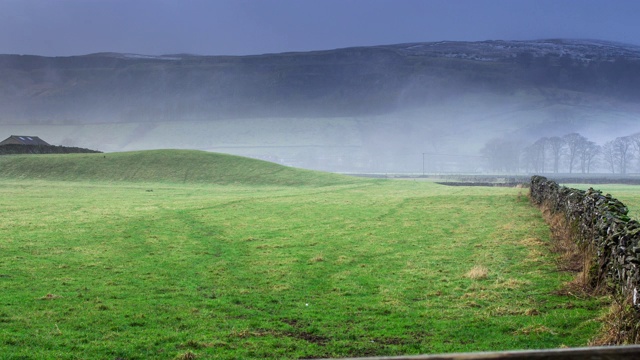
[1,0,639,56]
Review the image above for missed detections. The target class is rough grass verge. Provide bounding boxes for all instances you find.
[590,294,640,346]
[534,198,635,345]
[539,202,595,292]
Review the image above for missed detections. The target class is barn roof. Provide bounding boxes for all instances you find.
[0,135,50,146]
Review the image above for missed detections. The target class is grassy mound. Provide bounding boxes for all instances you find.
[0,149,356,186]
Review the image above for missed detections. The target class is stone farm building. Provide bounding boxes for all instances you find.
[0,135,50,146]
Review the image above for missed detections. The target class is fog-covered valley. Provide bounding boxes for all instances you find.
[2,39,640,173]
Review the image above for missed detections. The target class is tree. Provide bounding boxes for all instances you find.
[602,141,617,173]
[481,138,522,173]
[578,141,600,174]
[525,137,548,173]
[614,136,634,175]
[547,136,565,173]
[628,132,640,172]
[563,133,588,174]
[603,136,634,174]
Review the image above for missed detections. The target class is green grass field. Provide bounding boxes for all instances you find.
[564,184,640,222]
[0,152,608,359]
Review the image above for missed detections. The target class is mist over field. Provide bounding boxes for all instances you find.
[2,39,640,173]
[4,2,640,356]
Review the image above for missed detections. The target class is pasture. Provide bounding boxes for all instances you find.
[567,184,640,220]
[0,151,608,359]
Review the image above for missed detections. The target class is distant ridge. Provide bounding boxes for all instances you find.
[1,39,640,172]
[2,38,639,124]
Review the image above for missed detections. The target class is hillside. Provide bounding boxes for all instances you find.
[0,150,357,186]
[1,39,640,172]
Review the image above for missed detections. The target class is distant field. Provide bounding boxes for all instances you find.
[0,152,607,359]
[568,184,640,220]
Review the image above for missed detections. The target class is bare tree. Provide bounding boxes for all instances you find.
[578,141,600,174]
[481,138,522,173]
[602,141,617,173]
[615,136,634,175]
[525,137,548,173]
[603,136,634,174]
[563,133,587,174]
[547,136,565,173]
[628,132,640,172]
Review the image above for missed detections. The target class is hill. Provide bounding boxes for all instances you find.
[0,150,357,186]
[1,39,640,172]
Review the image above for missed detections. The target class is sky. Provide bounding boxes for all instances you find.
[1,0,640,57]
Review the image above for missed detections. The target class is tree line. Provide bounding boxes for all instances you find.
[481,132,640,174]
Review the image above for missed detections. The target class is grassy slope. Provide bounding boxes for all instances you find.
[0,149,356,186]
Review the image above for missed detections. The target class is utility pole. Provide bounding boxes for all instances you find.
[422,153,426,176]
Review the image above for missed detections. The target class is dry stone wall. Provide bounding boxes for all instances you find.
[530,175,640,307]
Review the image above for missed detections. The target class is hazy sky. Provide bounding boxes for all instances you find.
[1,0,640,56]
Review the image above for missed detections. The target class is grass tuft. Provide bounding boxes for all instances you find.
[39,293,62,300]
[525,308,541,316]
[493,277,530,290]
[515,325,557,336]
[466,265,489,280]
[175,351,197,360]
